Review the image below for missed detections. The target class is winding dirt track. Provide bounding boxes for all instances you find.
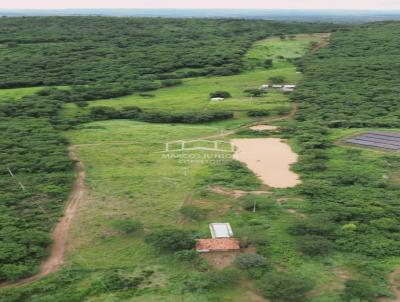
[0,146,85,288]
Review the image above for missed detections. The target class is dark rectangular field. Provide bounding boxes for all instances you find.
[346,132,400,150]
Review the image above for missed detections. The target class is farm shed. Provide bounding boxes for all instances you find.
[211,97,225,101]
[209,223,234,238]
[260,84,269,90]
[196,238,240,252]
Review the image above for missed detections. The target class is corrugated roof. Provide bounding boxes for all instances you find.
[196,238,240,252]
[209,223,233,238]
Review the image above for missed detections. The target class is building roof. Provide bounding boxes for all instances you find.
[196,238,240,252]
[209,223,233,238]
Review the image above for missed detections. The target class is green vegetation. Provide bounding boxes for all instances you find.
[145,229,196,252]
[234,253,267,269]
[4,15,400,302]
[0,17,337,88]
[287,21,400,300]
[259,271,315,302]
[295,22,400,127]
[0,95,74,281]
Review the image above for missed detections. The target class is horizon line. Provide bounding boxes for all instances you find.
[2,8,400,11]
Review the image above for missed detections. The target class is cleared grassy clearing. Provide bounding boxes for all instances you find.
[0,34,333,301]
[0,87,43,103]
[66,121,218,261]
[59,34,337,301]
[88,69,294,113]
[61,34,323,120]
[245,33,327,69]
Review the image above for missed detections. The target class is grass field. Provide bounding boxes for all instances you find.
[60,34,326,121]
[0,86,43,103]
[0,34,342,301]
[58,34,348,301]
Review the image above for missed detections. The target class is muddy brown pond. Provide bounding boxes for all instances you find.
[231,138,301,188]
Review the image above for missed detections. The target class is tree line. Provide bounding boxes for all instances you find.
[0,17,341,88]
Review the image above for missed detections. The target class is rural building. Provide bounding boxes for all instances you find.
[195,223,239,253]
[211,97,225,101]
[209,223,234,238]
[196,238,240,252]
[260,84,269,90]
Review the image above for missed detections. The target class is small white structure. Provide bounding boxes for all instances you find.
[259,84,269,90]
[272,84,283,88]
[284,85,296,89]
[209,223,234,238]
[282,84,296,92]
[211,97,225,101]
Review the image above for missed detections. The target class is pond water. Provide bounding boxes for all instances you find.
[231,138,300,188]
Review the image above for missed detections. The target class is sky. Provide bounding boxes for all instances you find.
[1,0,400,10]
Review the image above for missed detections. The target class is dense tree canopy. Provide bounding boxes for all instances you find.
[0,17,338,88]
[295,22,400,127]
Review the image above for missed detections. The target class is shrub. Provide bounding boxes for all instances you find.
[248,110,270,117]
[203,160,261,191]
[297,235,335,256]
[289,217,336,238]
[111,219,143,234]
[273,107,291,115]
[244,88,266,97]
[269,76,285,84]
[263,59,273,68]
[234,253,267,269]
[76,101,89,108]
[209,91,231,98]
[179,205,205,221]
[174,250,199,262]
[183,268,240,292]
[90,106,120,120]
[241,195,273,212]
[342,279,378,302]
[183,272,210,292]
[207,268,240,288]
[120,106,143,119]
[161,79,183,87]
[92,270,144,292]
[145,228,196,252]
[259,271,315,302]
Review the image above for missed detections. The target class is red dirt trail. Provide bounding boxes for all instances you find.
[0,146,85,288]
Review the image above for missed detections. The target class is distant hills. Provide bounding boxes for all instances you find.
[1,9,400,23]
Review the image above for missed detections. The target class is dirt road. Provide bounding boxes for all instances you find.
[0,146,85,288]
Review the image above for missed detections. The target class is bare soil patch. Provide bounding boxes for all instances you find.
[250,125,279,131]
[201,251,241,269]
[210,185,270,199]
